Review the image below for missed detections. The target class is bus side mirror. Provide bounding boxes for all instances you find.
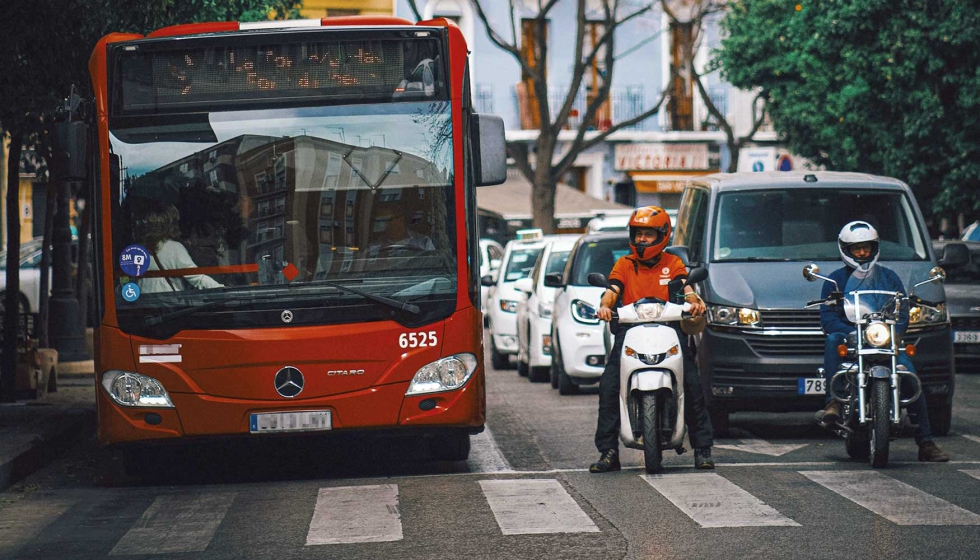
[471,114,506,186]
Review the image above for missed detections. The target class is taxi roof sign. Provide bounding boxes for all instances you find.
[515,228,544,242]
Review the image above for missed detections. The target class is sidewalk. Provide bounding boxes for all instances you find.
[0,361,96,492]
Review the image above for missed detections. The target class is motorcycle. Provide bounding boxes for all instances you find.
[589,266,708,473]
[802,263,946,468]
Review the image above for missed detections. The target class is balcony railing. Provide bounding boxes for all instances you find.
[513,84,647,131]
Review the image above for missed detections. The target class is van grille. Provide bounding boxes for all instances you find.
[745,334,825,356]
[760,310,821,329]
[952,317,980,330]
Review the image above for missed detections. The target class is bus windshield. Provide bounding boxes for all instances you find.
[109,101,456,335]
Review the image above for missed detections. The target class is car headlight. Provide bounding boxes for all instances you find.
[499,299,518,313]
[864,323,891,348]
[101,370,174,408]
[406,353,478,396]
[707,305,761,327]
[572,299,599,324]
[909,303,946,325]
[538,301,553,319]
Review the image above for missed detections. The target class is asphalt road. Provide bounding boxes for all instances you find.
[2,347,980,559]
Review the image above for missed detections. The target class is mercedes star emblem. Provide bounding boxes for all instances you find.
[274,366,304,398]
[281,310,294,323]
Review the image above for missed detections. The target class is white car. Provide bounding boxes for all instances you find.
[514,235,578,382]
[485,230,551,370]
[585,209,676,233]
[0,237,48,315]
[547,231,631,394]
[479,238,504,319]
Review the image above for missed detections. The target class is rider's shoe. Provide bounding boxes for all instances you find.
[918,441,950,462]
[589,449,621,473]
[821,401,841,424]
[694,447,715,470]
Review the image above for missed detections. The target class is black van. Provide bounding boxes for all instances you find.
[672,171,967,435]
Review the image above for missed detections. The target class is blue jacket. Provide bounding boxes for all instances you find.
[820,265,910,337]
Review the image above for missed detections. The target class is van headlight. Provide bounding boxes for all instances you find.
[707,305,761,327]
[572,299,599,324]
[101,370,174,408]
[909,303,946,326]
[864,323,892,348]
[406,353,478,396]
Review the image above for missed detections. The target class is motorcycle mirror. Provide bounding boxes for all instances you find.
[803,263,820,282]
[928,266,946,284]
[587,273,609,289]
[686,267,708,285]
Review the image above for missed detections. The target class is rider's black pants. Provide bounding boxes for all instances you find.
[595,325,714,453]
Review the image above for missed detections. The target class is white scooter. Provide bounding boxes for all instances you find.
[589,267,708,473]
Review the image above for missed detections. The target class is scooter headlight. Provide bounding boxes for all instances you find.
[864,323,891,348]
[635,303,664,320]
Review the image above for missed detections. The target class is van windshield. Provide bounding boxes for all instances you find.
[711,189,929,262]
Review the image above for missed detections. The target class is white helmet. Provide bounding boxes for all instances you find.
[838,221,880,271]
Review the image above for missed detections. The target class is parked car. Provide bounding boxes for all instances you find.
[479,238,505,319]
[514,235,578,382]
[0,237,48,315]
[672,171,967,435]
[933,240,980,374]
[484,229,551,369]
[546,231,631,394]
[585,209,676,234]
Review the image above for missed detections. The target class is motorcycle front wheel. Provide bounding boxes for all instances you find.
[870,379,891,468]
[641,392,663,474]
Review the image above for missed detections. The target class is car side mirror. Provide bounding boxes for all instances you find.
[665,245,691,266]
[686,267,708,285]
[544,273,563,288]
[470,114,506,186]
[587,273,609,289]
[938,242,969,268]
[481,274,496,287]
[514,277,533,294]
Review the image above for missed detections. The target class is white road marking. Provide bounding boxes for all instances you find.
[0,497,75,556]
[479,479,599,535]
[960,469,980,481]
[962,434,980,446]
[306,485,402,545]
[641,473,800,528]
[467,428,515,473]
[110,492,236,555]
[801,471,980,525]
[715,439,809,457]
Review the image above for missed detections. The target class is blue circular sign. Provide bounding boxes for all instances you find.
[752,160,765,172]
[120,244,150,277]
[121,282,141,302]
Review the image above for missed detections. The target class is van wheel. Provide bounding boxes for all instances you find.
[558,369,579,395]
[550,333,562,388]
[529,366,549,383]
[709,406,730,437]
[490,340,509,370]
[928,404,952,436]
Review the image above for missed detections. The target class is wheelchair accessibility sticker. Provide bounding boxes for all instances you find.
[121,282,141,302]
[119,244,150,277]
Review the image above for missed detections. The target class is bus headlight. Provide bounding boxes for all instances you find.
[406,353,478,396]
[864,323,891,348]
[101,370,174,408]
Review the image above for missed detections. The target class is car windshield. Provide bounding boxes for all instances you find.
[712,188,929,262]
[504,247,543,282]
[570,238,630,285]
[108,102,456,333]
[546,250,571,276]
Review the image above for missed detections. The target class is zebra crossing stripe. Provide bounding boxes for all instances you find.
[467,428,514,473]
[801,471,980,526]
[306,485,403,545]
[0,497,75,556]
[641,473,800,528]
[479,479,599,535]
[960,470,980,482]
[110,492,237,555]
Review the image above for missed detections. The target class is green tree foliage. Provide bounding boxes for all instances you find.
[717,0,980,216]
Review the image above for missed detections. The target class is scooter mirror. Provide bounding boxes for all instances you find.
[587,273,609,289]
[803,263,820,282]
[928,266,946,283]
[686,267,708,285]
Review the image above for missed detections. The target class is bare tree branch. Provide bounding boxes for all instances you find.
[506,141,536,184]
[471,0,539,79]
[406,0,423,22]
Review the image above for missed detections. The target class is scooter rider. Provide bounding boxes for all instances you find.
[590,206,715,473]
[819,221,949,462]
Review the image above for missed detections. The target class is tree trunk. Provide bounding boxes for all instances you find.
[727,141,740,173]
[532,139,557,233]
[2,132,23,402]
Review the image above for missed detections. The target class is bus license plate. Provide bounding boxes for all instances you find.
[954,331,980,344]
[250,411,332,434]
[798,378,826,395]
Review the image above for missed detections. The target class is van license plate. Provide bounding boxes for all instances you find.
[954,331,980,344]
[798,378,826,395]
[250,411,332,433]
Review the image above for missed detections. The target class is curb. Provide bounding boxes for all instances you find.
[0,406,96,493]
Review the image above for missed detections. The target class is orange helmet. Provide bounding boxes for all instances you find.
[628,206,671,261]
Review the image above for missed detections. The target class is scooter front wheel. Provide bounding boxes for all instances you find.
[641,392,663,473]
[870,379,891,468]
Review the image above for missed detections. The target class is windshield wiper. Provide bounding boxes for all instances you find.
[143,292,282,326]
[305,279,420,316]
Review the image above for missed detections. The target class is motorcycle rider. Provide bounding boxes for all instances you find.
[819,221,949,462]
[590,206,714,473]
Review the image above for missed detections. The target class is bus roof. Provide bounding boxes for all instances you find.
[147,16,422,39]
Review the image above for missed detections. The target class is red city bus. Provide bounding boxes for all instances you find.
[87,16,505,468]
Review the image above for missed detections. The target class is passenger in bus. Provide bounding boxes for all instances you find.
[135,204,223,293]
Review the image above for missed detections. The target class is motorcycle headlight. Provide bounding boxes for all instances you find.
[572,299,599,324]
[707,305,761,327]
[406,353,478,396]
[101,370,174,408]
[499,299,518,313]
[538,301,553,319]
[864,323,891,348]
[909,303,946,325]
